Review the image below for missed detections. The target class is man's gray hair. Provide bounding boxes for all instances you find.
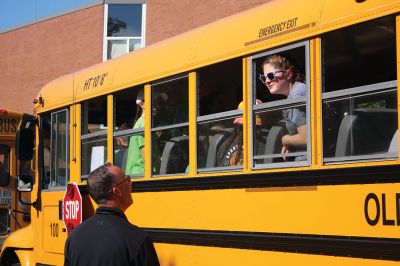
[87,163,115,204]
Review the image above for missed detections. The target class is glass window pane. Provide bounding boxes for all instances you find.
[114,131,144,177]
[252,46,309,168]
[107,39,127,60]
[253,105,307,165]
[322,16,396,93]
[152,126,188,175]
[114,86,144,132]
[323,88,397,160]
[197,117,243,169]
[81,136,107,176]
[198,58,243,116]
[41,114,51,189]
[129,39,142,52]
[50,110,69,188]
[0,145,10,180]
[0,208,9,234]
[81,97,107,135]
[151,77,188,128]
[107,4,143,37]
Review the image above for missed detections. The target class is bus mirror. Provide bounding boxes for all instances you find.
[16,128,34,161]
[17,175,33,192]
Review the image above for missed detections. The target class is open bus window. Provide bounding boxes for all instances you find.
[197,58,243,172]
[0,145,10,183]
[113,86,145,177]
[321,15,397,163]
[151,76,188,176]
[81,97,107,177]
[251,43,310,168]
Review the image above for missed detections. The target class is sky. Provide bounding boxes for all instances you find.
[0,0,101,33]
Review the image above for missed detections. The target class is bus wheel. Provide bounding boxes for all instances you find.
[1,249,20,266]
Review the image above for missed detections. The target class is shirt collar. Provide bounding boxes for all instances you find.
[95,206,127,220]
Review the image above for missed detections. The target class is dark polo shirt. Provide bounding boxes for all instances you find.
[64,207,159,266]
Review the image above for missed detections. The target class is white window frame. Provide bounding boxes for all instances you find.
[103,3,146,61]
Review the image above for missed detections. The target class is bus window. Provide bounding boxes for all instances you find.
[197,58,243,171]
[113,86,145,177]
[151,76,188,175]
[41,114,51,189]
[251,43,310,168]
[50,110,69,188]
[40,110,69,189]
[0,145,10,183]
[81,97,107,177]
[321,15,397,163]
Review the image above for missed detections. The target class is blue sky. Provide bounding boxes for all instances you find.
[0,0,101,33]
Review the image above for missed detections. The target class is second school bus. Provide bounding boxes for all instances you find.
[0,109,34,250]
[1,0,400,265]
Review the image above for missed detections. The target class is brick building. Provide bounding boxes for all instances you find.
[0,0,269,113]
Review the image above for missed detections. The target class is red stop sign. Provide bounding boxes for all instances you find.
[63,183,82,235]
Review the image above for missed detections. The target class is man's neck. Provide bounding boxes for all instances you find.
[98,201,126,212]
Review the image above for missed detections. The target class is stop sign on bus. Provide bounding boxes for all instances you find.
[62,183,82,235]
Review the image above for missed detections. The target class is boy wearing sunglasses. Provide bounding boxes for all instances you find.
[260,54,307,161]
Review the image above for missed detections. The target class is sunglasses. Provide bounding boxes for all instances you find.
[109,175,131,193]
[258,70,286,84]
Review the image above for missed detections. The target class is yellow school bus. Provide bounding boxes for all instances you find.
[2,0,400,265]
[0,109,34,251]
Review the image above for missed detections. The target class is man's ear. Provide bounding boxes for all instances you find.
[111,186,122,197]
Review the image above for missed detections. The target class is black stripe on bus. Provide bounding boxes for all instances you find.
[144,228,400,261]
[132,164,400,192]
[78,164,400,194]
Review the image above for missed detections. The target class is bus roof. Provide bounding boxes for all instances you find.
[36,0,398,113]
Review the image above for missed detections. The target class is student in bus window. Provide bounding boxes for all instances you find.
[125,90,145,175]
[125,89,169,175]
[260,54,307,161]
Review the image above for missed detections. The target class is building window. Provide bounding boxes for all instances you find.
[105,3,146,60]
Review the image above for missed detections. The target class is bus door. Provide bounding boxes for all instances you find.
[39,110,69,255]
[0,144,11,241]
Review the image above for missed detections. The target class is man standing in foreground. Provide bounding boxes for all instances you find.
[64,163,159,266]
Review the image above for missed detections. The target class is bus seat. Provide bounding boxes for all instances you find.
[197,135,208,168]
[388,130,398,154]
[159,136,189,174]
[335,115,358,157]
[206,129,233,168]
[114,148,128,171]
[264,125,286,163]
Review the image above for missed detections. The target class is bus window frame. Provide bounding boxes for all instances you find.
[112,87,145,178]
[196,109,244,173]
[249,41,311,170]
[80,97,108,179]
[320,15,398,164]
[150,74,189,177]
[47,108,69,190]
[195,58,244,173]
